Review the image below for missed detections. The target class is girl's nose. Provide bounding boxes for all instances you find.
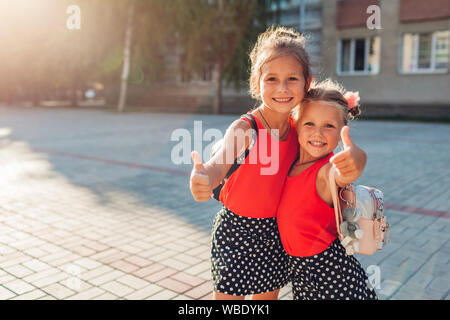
[277,81,289,93]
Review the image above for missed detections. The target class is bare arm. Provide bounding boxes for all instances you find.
[190,118,253,202]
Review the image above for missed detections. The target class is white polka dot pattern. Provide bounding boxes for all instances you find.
[290,239,377,300]
[211,207,290,295]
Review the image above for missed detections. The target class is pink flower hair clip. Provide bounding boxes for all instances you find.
[344,91,360,109]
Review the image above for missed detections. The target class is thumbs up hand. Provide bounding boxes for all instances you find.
[329,126,367,186]
[190,151,213,202]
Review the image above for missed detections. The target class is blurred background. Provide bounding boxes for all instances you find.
[0,0,448,119]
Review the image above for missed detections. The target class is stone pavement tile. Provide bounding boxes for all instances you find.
[132,263,166,278]
[81,265,114,281]
[0,274,16,283]
[89,248,121,261]
[144,267,178,283]
[94,292,119,300]
[67,287,106,300]
[2,279,35,295]
[183,261,211,277]
[0,286,16,299]
[88,270,126,286]
[22,259,53,272]
[69,245,97,257]
[116,244,144,255]
[39,250,73,263]
[23,247,50,259]
[38,295,58,300]
[159,258,191,271]
[0,252,33,268]
[100,280,134,297]
[96,251,130,265]
[427,277,450,296]
[110,260,140,274]
[0,244,16,255]
[172,253,203,266]
[199,292,213,300]
[2,264,35,278]
[31,271,70,288]
[391,282,444,300]
[147,289,178,300]
[41,283,76,300]
[22,267,61,283]
[171,272,206,287]
[123,255,153,268]
[124,284,164,300]
[73,257,102,270]
[184,282,212,300]
[116,274,150,290]
[173,294,194,300]
[10,289,47,300]
[157,278,192,294]
[150,249,178,263]
[47,253,84,268]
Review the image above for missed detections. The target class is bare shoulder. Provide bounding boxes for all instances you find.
[226,117,252,133]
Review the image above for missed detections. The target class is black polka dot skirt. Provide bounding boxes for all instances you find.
[211,206,290,296]
[290,238,377,300]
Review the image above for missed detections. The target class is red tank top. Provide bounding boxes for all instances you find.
[219,113,299,218]
[277,153,337,257]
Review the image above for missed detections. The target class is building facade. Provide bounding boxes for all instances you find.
[134,0,449,118]
[320,0,450,118]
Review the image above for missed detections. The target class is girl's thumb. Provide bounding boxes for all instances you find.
[191,151,204,170]
[340,126,354,148]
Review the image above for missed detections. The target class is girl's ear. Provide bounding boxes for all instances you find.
[305,75,312,92]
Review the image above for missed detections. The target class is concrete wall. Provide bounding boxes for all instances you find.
[321,0,450,118]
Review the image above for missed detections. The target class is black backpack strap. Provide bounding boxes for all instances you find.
[212,113,258,201]
[223,113,258,179]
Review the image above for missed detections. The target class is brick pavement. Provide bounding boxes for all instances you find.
[0,106,448,300]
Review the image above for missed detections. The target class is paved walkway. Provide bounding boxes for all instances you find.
[0,106,448,300]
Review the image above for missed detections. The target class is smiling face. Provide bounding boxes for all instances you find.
[297,101,345,160]
[258,54,308,114]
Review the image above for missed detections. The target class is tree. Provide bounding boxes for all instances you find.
[168,0,285,114]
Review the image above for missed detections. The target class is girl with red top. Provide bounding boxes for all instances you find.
[189,27,367,300]
[277,79,377,300]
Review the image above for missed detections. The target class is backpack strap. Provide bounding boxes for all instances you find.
[211,113,258,201]
[329,165,343,241]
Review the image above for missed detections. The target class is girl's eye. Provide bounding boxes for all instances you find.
[304,122,314,126]
[266,77,276,81]
[289,77,298,81]
[326,124,335,128]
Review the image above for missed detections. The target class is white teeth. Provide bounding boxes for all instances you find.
[310,141,325,146]
[274,98,291,102]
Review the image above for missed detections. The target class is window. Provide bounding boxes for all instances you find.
[337,37,381,75]
[400,30,449,73]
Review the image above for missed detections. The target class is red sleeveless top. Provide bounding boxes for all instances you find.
[219,114,299,218]
[277,153,338,257]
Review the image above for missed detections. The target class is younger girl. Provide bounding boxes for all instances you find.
[190,27,367,300]
[277,79,377,300]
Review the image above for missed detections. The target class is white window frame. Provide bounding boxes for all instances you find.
[337,37,380,76]
[398,30,449,75]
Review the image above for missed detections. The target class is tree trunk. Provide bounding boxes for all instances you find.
[117,3,134,113]
[212,62,223,114]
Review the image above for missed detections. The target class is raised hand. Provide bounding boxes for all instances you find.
[190,151,213,202]
[329,126,367,186]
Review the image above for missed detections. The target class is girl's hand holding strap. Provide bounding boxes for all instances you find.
[329,126,367,187]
